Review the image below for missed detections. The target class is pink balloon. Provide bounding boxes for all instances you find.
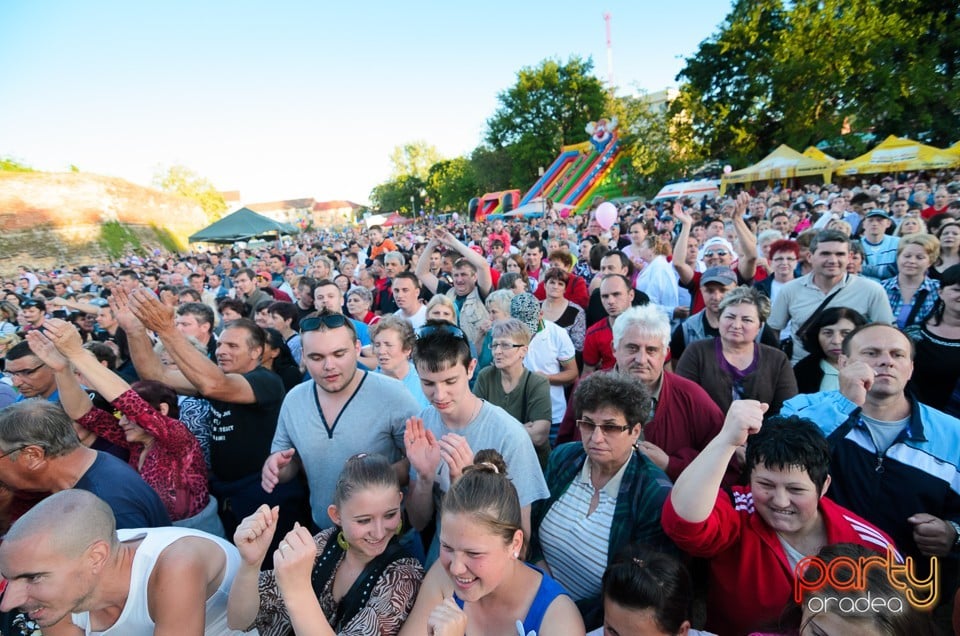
[595,202,618,230]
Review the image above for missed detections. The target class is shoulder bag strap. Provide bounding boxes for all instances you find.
[795,278,847,338]
[904,288,930,327]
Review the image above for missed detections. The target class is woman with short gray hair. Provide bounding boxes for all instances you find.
[346,286,379,326]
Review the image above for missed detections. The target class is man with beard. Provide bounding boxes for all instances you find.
[260,310,419,529]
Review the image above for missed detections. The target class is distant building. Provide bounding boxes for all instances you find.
[247,198,315,227]
[640,88,679,115]
[312,200,363,227]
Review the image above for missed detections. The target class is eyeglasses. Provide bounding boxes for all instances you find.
[7,364,45,379]
[0,445,26,461]
[490,341,525,351]
[772,256,797,263]
[300,313,347,333]
[703,250,729,258]
[576,419,632,436]
[416,324,468,342]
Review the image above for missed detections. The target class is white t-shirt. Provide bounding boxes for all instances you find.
[524,321,576,423]
[395,304,428,329]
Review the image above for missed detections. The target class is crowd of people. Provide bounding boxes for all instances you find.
[0,173,959,635]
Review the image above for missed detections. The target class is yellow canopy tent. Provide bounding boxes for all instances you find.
[720,144,834,194]
[836,135,960,175]
[949,141,960,156]
[803,146,841,165]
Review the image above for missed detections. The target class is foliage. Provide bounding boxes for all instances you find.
[676,0,960,166]
[151,224,185,253]
[486,56,607,188]
[369,174,426,214]
[389,141,444,181]
[425,157,477,211]
[469,145,513,194]
[100,221,143,260]
[608,90,706,197]
[152,164,227,223]
[0,157,34,172]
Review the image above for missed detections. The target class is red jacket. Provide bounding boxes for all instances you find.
[533,273,589,310]
[661,487,899,636]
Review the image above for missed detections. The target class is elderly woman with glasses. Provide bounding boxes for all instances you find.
[675,285,797,415]
[473,318,552,466]
[529,372,675,631]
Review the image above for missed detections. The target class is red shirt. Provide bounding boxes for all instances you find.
[582,319,616,370]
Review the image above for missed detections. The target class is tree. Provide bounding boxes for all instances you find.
[369,175,426,214]
[608,90,706,197]
[389,141,444,181]
[486,56,608,188]
[152,165,227,223]
[469,145,513,194]
[426,157,477,211]
[676,0,960,166]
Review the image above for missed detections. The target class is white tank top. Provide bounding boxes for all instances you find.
[70,527,254,635]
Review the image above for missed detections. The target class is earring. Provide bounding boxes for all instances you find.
[395,519,403,536]
[337,531,350,551]
[513,551,519,559]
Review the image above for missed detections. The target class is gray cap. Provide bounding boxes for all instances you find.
[700,266,737,286]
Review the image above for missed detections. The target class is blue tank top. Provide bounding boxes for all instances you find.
[454,564,568,634]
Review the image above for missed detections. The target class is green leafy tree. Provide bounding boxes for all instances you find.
[469,145,513,194]
[608,90,706,197]
[152,164,227,223]
[676,0,960,165]
[0,157,34,172]
[426,158,477,211]
[369,175,426,214]
[486,56,607,188]
[389,141,444,182]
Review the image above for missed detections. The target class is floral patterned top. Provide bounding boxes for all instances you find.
[254,528,423,636]
[76,389,209,520]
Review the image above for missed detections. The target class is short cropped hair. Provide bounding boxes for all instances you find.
[745,415,830,493]
[176,302,215,329]
[574,372,652,431]
[413,319,472,372]
[612,304,670,351]
[0,400,82,457]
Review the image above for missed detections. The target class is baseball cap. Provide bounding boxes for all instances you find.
[700,266,737,286]
[813,199,828,207]
[865,209,892,221]
[702,237,734,254]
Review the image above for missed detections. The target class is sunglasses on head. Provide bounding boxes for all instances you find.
[416,324,468,341]
[300,313,347,333]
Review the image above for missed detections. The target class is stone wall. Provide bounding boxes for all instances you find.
[0,172,209,275]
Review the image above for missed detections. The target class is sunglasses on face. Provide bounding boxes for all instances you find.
[704,250,729,258]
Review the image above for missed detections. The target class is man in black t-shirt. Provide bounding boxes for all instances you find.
[122,289,308,552]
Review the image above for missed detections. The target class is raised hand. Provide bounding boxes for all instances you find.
[40,318,86,358]
[274,522,318,596]
[25,329,69,373]
[426,596,468,636]
[838,360,874,407]
[234,505,280,567]
[720,400,769,448]
[404,417,441,480]
[127,288,176,334]
[437,433,475,482]
[109,287,145,333]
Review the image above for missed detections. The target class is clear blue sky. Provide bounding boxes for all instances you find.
[0,1,732,205]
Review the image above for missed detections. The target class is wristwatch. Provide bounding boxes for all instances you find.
[948,520,960,549]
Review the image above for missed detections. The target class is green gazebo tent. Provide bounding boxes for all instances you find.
[188,207,298,244]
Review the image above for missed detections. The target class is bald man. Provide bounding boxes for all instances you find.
[0,490,247,635]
